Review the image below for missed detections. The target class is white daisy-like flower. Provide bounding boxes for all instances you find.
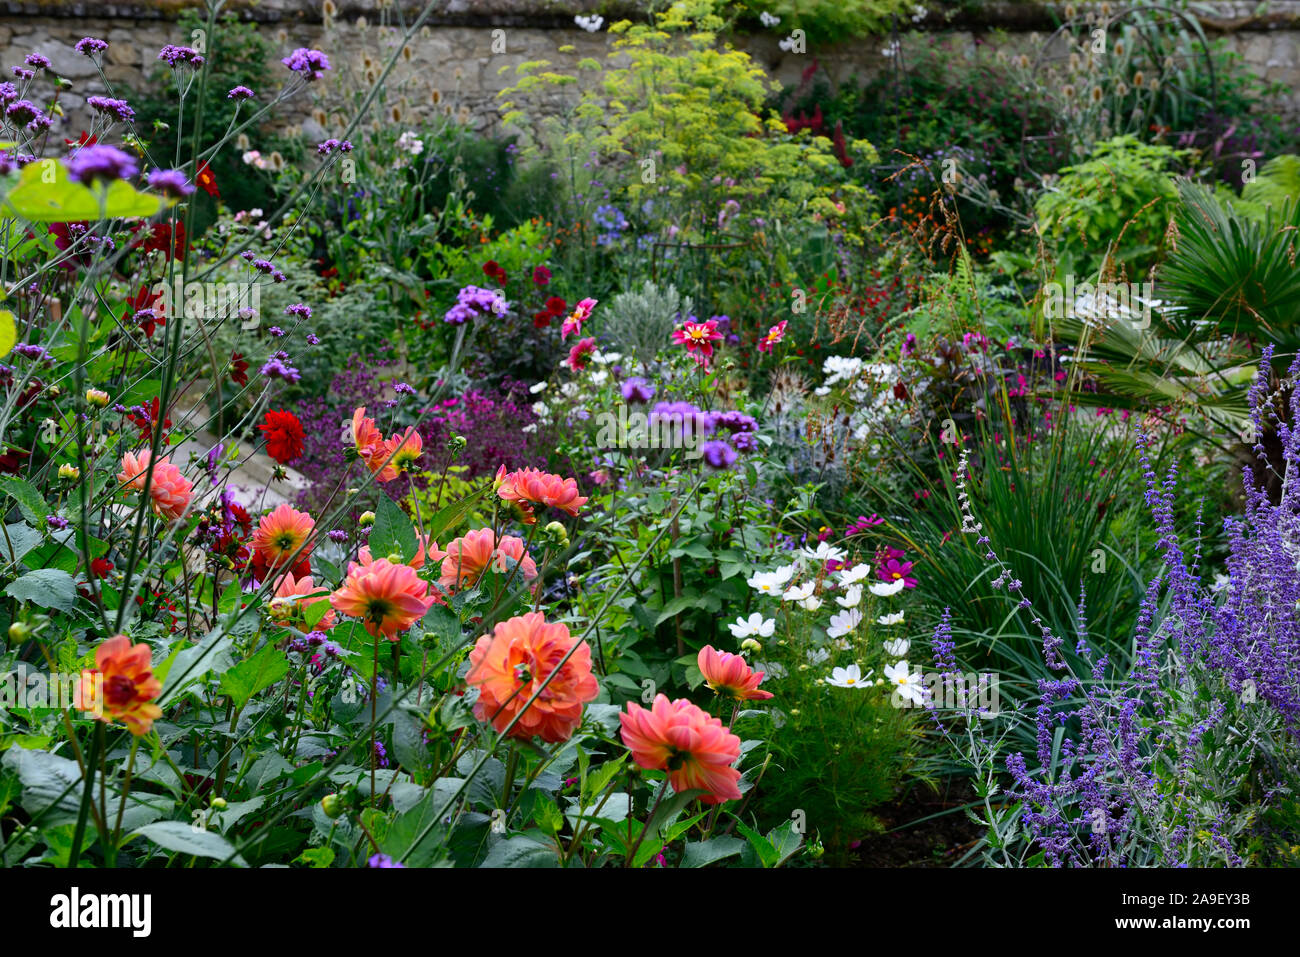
[728,613,776,639]
[885,660,926,704]
[760,11,781,27]
[883,637,910,657]
[799,596,823,611]
[800,541,847,564]
[835,584,863,609]
[1211,572,1230,593]
[747,565,795,595]
[877,611,905,626]
[826,607,863,639]
[814,386,831,397]
[838,564,872,585]
[529,381,549,394]
[806,647,830,665]
[783,581,815,602]
[869,579,906,598]
[825,663,871,688]
[574,13,604,32]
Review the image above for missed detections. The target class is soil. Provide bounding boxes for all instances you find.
[848,781,988,867]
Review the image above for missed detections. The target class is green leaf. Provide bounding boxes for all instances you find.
[5,568,77,613]
[0,308,13,358]
[294,847,335,868]
[681,836,747,867]
[480,834,559,868]
[368,495,417,564]
[219,644,289,708]
[0,522,41,564]
[654,593,700,626]
[0,477,48,526]
[2,159,161,223]
[158,627,234,705]
[422,485,487,542]
[129,821,246,866]
[765,820,804,867]
[732,818,779,867]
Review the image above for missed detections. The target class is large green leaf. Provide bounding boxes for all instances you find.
[218,643,289,709]
[5,568,77,613]
[2,159,160,222]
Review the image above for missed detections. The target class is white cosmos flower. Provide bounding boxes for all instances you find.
[800,541,847,564]
[885,660,926,704]
[783,581,815,602]
[835,584,863,608]
[529,381,549,394]
[747,565,795,595]
[728,613,776,639]
[799,595,823,611]
[806,647,830,665]
[826,663,871,688]
[838,564,872,585]
[869,579,906,598]
[883,637,910,657]
[826,607,862,639]
[877,611,905,626]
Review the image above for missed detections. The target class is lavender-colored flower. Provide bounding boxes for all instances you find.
[284,303,312,319]
[4,99,40,126]
[227,85,254,100]
[269,326,285,337]
[366,853,405,868]
[443,284,509,325]
[394,382,416,396]
[76,37,109,57]
[620,377,655,404]
[157,45,206,68]
[260,356,301,383]
[147,168,194,198]
[316,138,353,155]
[66,144,139,185]
[327,529,348,543]
[87,96,136,124]
[46,515,69,530]
[11,343,48,360]
[11,68,34,82]
[24,53,50,71]
[281,48,331,81]
[306,333,320,346]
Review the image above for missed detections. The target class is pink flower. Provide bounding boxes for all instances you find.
[330,558,434,639]
[271,572,336,632]
[671,318,723,366]
[697,645,773,701]
[117,450,192,522]
[439,527,538,594]
[619,694,742,804]
[757,320,787,354]
[565,336,597,371]
[494,465,588,523]
[560,297,597,340]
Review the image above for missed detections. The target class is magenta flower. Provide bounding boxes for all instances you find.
[671,317,723,366]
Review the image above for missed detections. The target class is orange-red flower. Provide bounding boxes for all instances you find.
[117,450,193,522]
[351,406,399,482]
[250,503,315,581]
[439,527,538,593]
[330,558,435,639]
[388,427,423,474]
[619,694,742,804]
[466,612,599,743]
[270,572,336,632]
[78,634,162,736]
[494,465,588,524]
[697,645,774,701]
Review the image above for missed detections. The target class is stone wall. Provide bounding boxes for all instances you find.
[1,1,1297,140]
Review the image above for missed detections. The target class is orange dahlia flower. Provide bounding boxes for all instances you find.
[697,645,774,701]
[439,527,538,593]
[78,634,163,736]
[494,465,588,524]
[117,450,193,522]
[351,406,399,482]
[466,612,599,743]
[330,558,434,639]
[270,572,336,632]
[619,694,742,804]
[250,503,315,581]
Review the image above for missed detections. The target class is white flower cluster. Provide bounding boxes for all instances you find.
[760,11,781,27]
[574,14,604,32]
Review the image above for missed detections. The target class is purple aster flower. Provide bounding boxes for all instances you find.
[394,382,416,396]
[270,270,287,283]
[281,48,331,81]
[66,144,139,185]
[46,515,69,530]
[269,326,285,337]
[11,68,34,82]
[5,99,40,126]
[620,377,656,404]
[306,333,320,346]
[227,85,254,100]
[327,529,348,543]
[147,168,194,198]
[12,343,48,360]
[76,37,109,57]
[24,54,50,71]
[284,303,312,319]
[251,259,273,274]
[260,356,301,383]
